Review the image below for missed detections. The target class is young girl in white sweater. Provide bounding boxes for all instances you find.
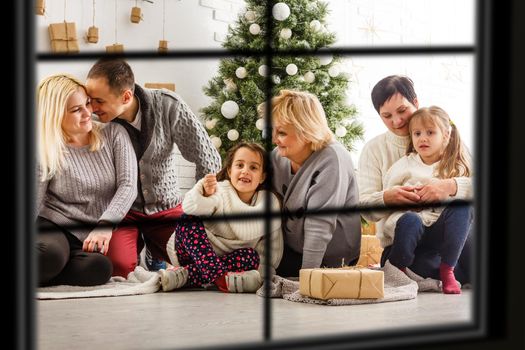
[383,106,472,294]
[160,142,283,293]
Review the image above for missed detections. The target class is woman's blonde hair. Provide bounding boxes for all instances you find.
[407,106,471,179]
[37,74,102,181]
[267,90,334,151]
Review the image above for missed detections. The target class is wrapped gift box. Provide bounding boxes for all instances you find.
[87,26,99,44]
[158,40,168,53]
[299,267,384,300]
[145,83,176,91]
[357,235,383,266]
[35,0,45,15]
[106,44,124,53]
[361,220,376,235]
[48,22,79,53]
[130,7,142,23]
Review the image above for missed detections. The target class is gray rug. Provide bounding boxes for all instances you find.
[256,261,424,305]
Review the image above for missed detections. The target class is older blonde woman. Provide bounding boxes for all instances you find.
[269,90,361,277]
[36,74,137,286]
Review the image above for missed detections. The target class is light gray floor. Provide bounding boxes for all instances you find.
[37,290,472,350]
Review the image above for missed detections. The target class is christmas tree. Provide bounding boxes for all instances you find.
[201,0,363,157]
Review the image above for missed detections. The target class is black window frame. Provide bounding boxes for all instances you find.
[13,0,525,349]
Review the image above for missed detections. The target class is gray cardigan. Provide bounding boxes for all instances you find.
[114,85,222,214]
[271,142,361,269]
[37,123,138,242]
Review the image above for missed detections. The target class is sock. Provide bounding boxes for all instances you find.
[440,263,461,294]
[215,274,228,293]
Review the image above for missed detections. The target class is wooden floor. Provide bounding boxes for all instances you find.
[37,289,472,350]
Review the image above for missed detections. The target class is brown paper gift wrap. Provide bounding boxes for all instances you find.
[158,40,168,53]
[48,22,80,53]
[131,7,142,23]
[35,0,45,15]
[361,221,376,235]
[299,268,384,300]
[144,83,176,91]
[87,26,99,43]
[106,44,124,53]
[357,235,383,266]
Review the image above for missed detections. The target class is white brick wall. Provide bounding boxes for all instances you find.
[198,0,245,43]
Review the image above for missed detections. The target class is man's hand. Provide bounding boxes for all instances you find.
[202,174,218,197]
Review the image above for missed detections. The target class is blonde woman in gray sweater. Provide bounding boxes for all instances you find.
[36,74,137,286]
[269,90,361,277]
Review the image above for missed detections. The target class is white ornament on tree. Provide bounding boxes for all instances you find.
[286,63,298,76]
[272,75,281,84]
[235,67,248,79]
[211,136,222,149]
[227,129,240,141]
[244,10,256,23]
[221,100,239,119]
[310,20,322,32]
[258,65,268,77]
[304,71,315,83]
[205,118,218,130]
[249,23,261,35]
[272,2,290,21]
[280,28,292,39]
[335,126,347,137]
[255,118,265,130]
[319,55,333,66]
[328,64,341,77]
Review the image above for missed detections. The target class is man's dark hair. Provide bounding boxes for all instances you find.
[87,58,135,95]
[371,75,417,113]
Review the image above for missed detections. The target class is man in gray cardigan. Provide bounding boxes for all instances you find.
[86,58,221,277]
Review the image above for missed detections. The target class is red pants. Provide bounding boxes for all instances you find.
[107,205,184,277]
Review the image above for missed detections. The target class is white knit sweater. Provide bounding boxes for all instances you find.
[167,180,283,277]
[358,131,472,246]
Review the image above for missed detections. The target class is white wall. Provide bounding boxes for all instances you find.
[36,0,477,167]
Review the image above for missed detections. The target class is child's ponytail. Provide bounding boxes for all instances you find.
[438,121,471,179]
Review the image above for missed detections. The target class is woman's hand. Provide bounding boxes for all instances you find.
[383,186,421,205]
[203,174,218,197]
[83,225,112,255]
[414,178,456,203]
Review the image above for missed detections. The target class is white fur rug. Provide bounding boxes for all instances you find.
[37,267,161,300]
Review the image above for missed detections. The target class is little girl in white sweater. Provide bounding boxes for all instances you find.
[382,106,472,294]
[160,142,283,293]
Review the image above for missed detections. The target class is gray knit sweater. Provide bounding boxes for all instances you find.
[114,85,222,214]
[271,142,361,269]
[37,123,138,242]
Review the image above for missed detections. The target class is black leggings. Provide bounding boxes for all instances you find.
[37,217,113,287]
